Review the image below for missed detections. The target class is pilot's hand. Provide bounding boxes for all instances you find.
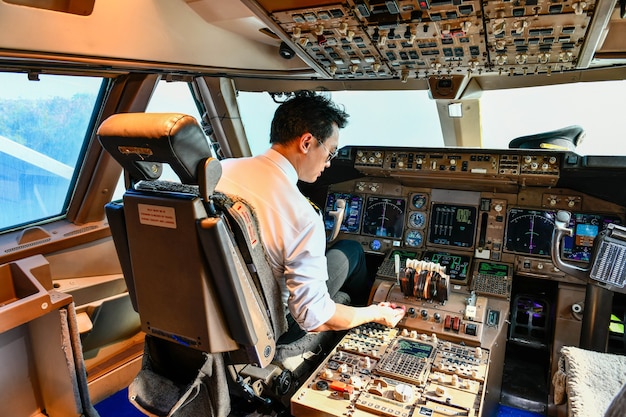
[372,302,406,328]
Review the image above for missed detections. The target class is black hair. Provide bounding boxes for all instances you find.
[269,90,349,145]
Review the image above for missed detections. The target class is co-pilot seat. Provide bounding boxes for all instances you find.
[97,113,344,416]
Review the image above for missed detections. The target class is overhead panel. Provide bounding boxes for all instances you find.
[482,0,596,76]
[251,0,609,80]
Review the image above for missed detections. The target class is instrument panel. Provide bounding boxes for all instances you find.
[306,146,624,417]
[323,146,625,284]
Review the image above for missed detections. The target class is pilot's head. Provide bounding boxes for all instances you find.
[270,91,349,182]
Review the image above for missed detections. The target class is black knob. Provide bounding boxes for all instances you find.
[315,380,329,391]
[408,307,416,318]
[273,370,293,396]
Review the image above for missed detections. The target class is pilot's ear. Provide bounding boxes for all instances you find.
[299,133,314,154]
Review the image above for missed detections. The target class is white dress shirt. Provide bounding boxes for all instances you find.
[216,149,336,331]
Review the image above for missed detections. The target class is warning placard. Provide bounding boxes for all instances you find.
[138,204,177,229]
[232,202,258,248]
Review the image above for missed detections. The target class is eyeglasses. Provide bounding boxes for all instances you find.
[316,138,338,162]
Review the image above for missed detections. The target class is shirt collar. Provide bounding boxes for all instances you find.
[262,148,298,184]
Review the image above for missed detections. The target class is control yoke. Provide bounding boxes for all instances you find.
[551,210,589,281]
[327,198,346,243]
[552,210,626,294]
[552,210,626,351]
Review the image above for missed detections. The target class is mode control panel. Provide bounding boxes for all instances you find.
[350,148,561,186]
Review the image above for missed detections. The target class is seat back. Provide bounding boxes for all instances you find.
[98,113,278,367]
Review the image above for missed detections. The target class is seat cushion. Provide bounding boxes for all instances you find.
[553,346,626,417]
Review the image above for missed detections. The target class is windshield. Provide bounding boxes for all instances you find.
[0,73,104,230]
[238,90,444,155]
[481,80,626,156]
[237,79,626,157]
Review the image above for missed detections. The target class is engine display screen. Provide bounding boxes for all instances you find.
[505,208,556,256]
[562,213,622,262]
[390,249,419,264]
[323,192,363,234]
[428,204,477,248]
[362,196,406,239]
[422,251,471,283]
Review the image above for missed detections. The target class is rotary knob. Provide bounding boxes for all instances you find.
[350,376,363,389]
[394,384,414,403]
[316,380,329,391]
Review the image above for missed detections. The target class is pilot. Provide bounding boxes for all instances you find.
[216,91,405,343]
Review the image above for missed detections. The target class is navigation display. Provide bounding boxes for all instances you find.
[362,196,406,239]
[505,208,555,256]
[323,192,363,234]
[562,213,622,262]
[505,208,622,260]
[428,204,477,248]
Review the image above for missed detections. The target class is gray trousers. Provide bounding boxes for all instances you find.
[277,239,369,344]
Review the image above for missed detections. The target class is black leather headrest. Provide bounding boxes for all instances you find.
[508,125,585,151]
[97,113,212,184]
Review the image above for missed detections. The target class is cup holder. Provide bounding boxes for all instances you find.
[0,256,53,333]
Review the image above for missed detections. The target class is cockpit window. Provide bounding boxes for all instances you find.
[237,90,444,156]
[0,73,104,231]
[238,79,626,157]
[481,80,626,156]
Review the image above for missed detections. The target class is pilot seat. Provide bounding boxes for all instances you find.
[97,112,348,416]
